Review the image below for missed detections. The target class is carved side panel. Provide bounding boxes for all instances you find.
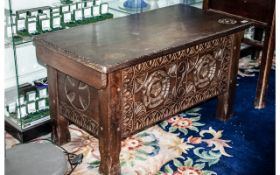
[120,35,234,137]
[57,72,99,137]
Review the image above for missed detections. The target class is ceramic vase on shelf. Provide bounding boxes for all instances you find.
[123,0,149,10]
[148,0,159,9]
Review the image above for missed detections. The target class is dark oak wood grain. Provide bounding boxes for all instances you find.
[216,31,243,120]
[35,44,107,89]
[203,0,275,109]
[48,66,70,145]
[34,4,251,174]
[34,4,250,73]
[98,72,122,174]
[203,0,274,26]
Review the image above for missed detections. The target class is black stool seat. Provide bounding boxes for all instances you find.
[5,143,67,175]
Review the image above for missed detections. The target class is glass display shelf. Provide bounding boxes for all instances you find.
[4,0,129,142]
[5,12,121,47]
[5,2,129,47]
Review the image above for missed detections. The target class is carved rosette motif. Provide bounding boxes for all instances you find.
[120,35,234,137]
[194,54,217,88]
[137,70,170,109]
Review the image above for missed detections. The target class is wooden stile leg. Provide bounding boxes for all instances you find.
[216,32,243,120]
[48,66,71,145]
[98,74,122,175]
[52,114,71,145]
[98,125,121,175]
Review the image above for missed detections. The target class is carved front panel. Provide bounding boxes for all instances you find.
[120,35,234,137]
[57,72,100,137]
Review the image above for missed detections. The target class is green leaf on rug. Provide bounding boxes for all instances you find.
[168,127,177,132]
[160,121,168,128]
[88,160,100,169]
[186,107,202,113]
[194,162,205,169]
[203,170,218,175]
[178,128,188,135]
[163,164,173,173]
[184,157,193,167]
[173,158,183,167]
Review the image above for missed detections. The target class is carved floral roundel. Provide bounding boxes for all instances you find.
[143,70,170,109]
[194,54,217,88]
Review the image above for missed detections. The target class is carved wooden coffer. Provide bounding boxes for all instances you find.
[57,35,234,138]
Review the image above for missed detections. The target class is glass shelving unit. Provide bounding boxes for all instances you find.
[4,0,129,142]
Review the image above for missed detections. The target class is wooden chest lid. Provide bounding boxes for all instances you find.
[34,4,251,73]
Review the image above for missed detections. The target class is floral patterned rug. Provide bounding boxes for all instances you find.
[5,57,275,175]
[5,107,232,175]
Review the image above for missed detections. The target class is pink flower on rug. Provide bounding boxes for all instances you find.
[167,116,180,124]
[122,137,144,150]
[171,118,193,129]
[187,136,202,145]
[161,110,205,134]
[173,166,203,175]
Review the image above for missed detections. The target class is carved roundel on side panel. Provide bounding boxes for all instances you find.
[143,70,170,109]
[194,54,217,88]
[64,76,90,111]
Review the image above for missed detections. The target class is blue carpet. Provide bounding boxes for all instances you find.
[201,72,275,175]
[157,69,275,175]
[192,71,273,175]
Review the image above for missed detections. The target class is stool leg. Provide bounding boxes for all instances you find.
[216,32,243,120]
[254,14,275,109]
[98,74,122,175]
[48,67,70,145]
